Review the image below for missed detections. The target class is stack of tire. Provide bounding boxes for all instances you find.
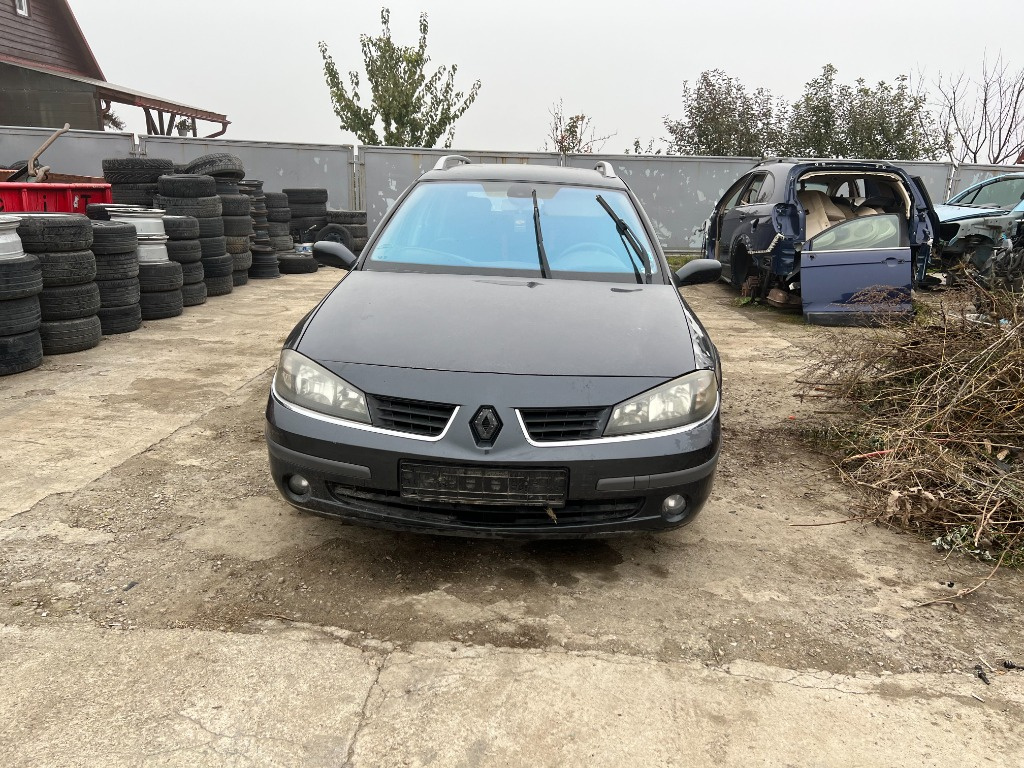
[156,175,232,298]
[285,189,328,244]
[110,210,182,321]
[91,219,142,334]
[16,214,102,356]
[0,215,44,376]
[164,216,206,307]
[220,193,254,287]
[325,210,370,254]
[239,180,270,242]
[264,192,293,253]
[238,181,278,280]
[101,157,174,207]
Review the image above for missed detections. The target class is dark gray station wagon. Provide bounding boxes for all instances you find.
[266,159,722,538]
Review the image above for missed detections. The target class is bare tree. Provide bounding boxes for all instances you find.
[545,99,614,154]
[937,52,1024,164]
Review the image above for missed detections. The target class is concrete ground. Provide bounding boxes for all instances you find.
[1,269,1021,767]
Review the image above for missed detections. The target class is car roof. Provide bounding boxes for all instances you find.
[957,172,1024,188]
[418,162,628,189]
[751,159,912,175]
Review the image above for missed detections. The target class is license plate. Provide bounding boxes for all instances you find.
[400,462,567,507]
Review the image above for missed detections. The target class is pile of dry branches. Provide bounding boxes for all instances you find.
[803,288,1023,562]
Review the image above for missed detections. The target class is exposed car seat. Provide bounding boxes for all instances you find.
[797,190,835,239]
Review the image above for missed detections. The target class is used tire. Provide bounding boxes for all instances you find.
[315,224,354,251]
[34,249,96,287]
[38,282,100,321]
[180,261,205,284]
[204,274,233,296]
[98,303,142,335]
[96,277,141,308]
[199,236,227,258]
[0,330,43,375]
[181,280,207,306]
[0,255,43,300]
[16,214,92,252]
[156,196,222,218]
[270,235,293,251]
[0,295,41,335]
[139,289,183,320]
[110,183,157,207]
[289,203,329,218]
[201,254,233,278]
[266,208,291,223]
[326,210,367,226]
[184,153,245,180]
[222,216,253,237]
[224,236,252,255]
[277,254,319,275]
[232,270,249,286]
[139,261,184,292]
[165,239,202,264]
[283,188,328,205]
[214,180,239,196]
[94,251,139,281]
[344,224,369,239]
[39,315,102,355]
[231,250,252,271]
[163,216,201,240]
[102,157,174,184]
[352,236,368,252]
[219,195,252,216]
[267,222,290,237]
[90,220,138,255]
[157,174,216,197]
[197,216,225,238]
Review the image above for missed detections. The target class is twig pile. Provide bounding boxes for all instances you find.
[803,287,1024,561]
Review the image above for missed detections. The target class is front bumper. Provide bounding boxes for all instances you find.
[265,391,720,539]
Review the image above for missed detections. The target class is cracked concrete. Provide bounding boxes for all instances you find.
[2,625,1021,767]
[2,271,1023,766]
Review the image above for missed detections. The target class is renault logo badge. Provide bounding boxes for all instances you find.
[470,406,502,445]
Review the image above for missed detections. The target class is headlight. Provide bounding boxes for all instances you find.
[273,349,370,423]
[605,370,717,436]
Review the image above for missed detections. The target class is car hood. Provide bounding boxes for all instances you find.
[296,271,696,377]
[935,203,1007,223]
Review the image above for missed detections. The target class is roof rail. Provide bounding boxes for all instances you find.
[433,155,471,171]
[594,161,617,179]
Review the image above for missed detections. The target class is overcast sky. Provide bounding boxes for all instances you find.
[68,0,1016,153]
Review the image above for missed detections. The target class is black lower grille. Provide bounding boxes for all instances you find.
[328,483,642,527]
[519,407,608,442]
[367,394,456,437]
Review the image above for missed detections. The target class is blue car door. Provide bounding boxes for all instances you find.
[800,214,912,325]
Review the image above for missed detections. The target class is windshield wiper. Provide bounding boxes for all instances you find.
[596,195,651,284]
[532,189,552,279]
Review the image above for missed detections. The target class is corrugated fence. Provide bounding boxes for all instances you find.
[2,125,1020,251]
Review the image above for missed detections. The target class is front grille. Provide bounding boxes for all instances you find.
[328,483,642,527]
[366,394,456,437]
[519,407,609,442]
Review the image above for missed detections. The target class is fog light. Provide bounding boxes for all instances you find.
[662,494,686,513]
[287,474,310,495]
[661,494,688,521]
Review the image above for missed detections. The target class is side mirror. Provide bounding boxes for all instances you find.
[673,258,722,287]
[312,240,358,270]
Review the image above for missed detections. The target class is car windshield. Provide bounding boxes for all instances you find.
[949,177,1024,209]
[363,180,659,281]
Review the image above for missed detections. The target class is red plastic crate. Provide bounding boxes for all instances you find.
[0,182,112,214]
